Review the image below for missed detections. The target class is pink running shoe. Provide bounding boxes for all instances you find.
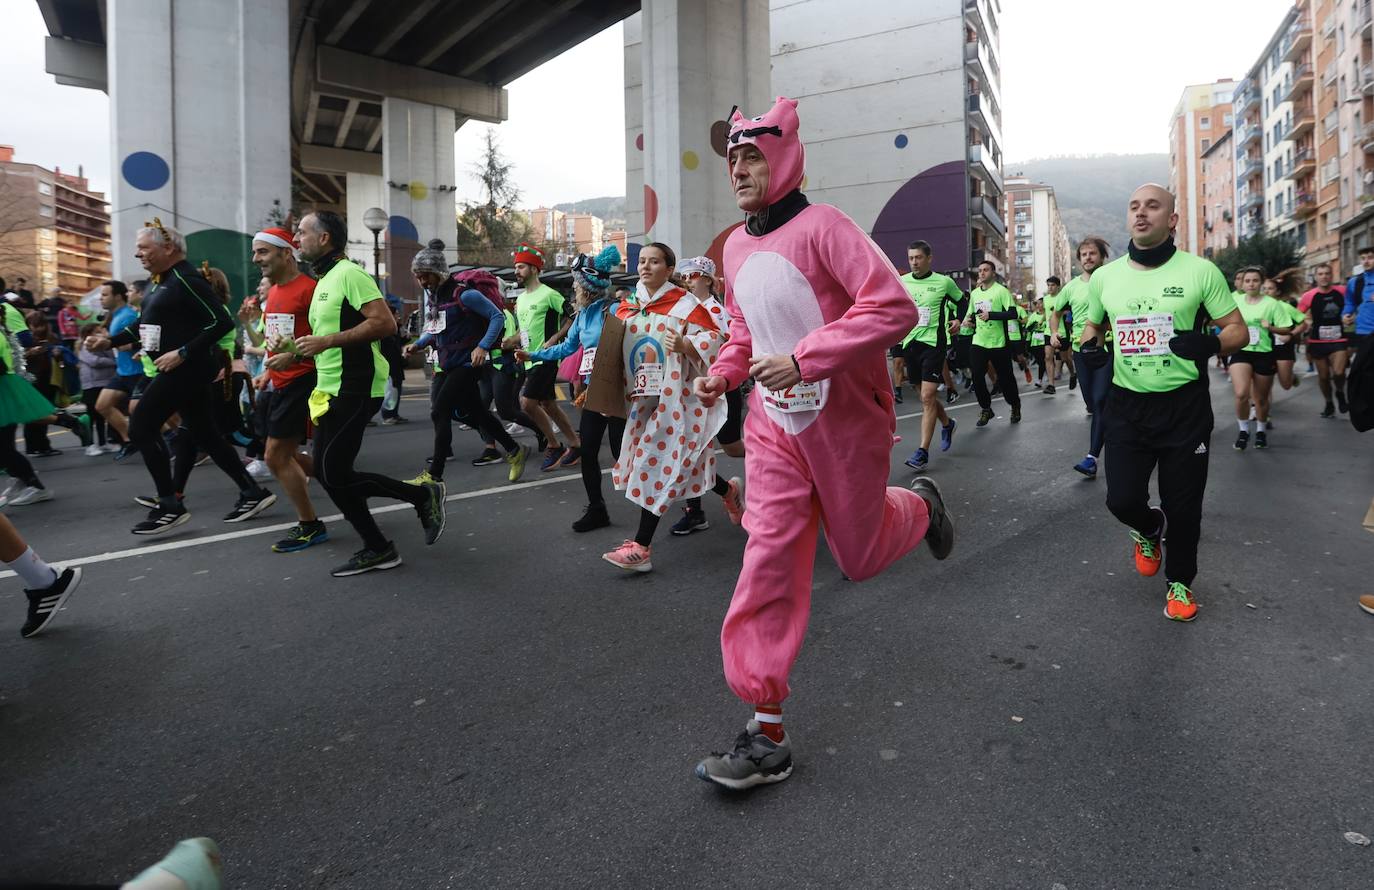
[603,540,653,572]
[722,476,745,526]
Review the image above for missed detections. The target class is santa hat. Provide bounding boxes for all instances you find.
[512,243,544,270]
[253,226,297,251]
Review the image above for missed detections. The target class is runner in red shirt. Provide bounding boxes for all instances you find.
[1297,261,1350,417]
[250,227,329,552]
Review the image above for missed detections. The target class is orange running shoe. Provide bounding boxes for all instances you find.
[1164,581,1199,622]
[1130,528,1163,577]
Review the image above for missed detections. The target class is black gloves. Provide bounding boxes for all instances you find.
[1079,341,1110,369]
[1168,332,1222,361]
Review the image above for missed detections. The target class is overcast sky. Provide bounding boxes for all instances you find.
[3,0,1296,206]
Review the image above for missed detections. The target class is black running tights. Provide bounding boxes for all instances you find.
[129,365,252,501]
[0,424,40,487]
[431,365,515,480]
[578,408,625,506]
[314,392,425,552]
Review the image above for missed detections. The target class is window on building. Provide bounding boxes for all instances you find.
[37,182,52,196]
[1223,112,1233,125]
[1201,138,1211,151]
[1201,116,1211,128]
[38,205,52,217]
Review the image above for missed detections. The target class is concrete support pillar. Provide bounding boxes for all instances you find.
[344,172,385,272]
[107,0,290,299]
[626,0,770,269]
[380,97,456,302]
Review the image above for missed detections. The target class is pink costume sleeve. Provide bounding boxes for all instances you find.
[710,280,756,389]
[790,214,917,383]
[1297,290,1313,314]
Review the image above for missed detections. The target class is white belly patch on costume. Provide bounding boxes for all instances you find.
[733,251,829,434]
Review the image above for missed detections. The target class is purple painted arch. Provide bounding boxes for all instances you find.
[870,160,969,285]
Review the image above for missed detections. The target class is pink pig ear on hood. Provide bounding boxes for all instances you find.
[724,96,806,208]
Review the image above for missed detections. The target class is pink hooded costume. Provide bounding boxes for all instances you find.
[711,97,933,705]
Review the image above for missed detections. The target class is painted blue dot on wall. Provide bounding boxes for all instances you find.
[626,242,642,271]
[388,215,419,242]
[894,134,909,149]
[121,151,170,191]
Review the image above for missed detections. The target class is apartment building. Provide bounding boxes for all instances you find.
[1002,176,1070,298]
[1200,130,1236,258]
[1336,0,1374,272]
[0,145,111,301]
[1167,80,1236,254]
[623,0,1006,290]
[528,206,607,265]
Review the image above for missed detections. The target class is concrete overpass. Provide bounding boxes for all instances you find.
[38,0,637,297]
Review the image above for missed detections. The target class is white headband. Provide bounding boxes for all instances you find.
[253,231,295,251]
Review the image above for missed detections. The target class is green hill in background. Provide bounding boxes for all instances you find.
[552,196,626,229]
[1007,153,1170,262]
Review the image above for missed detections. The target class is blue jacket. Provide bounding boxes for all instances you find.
[1344,271,1374,334]
[529,298,619,382]
[414,285,504,371]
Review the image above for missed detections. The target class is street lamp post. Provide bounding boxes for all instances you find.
[363,207,388,284]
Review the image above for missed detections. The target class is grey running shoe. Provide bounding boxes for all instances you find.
[695,720,793,790]
[419,480,446,545]
[911,476,954,560]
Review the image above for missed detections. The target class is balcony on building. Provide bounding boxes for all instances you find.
[1362,65,1374,95]
[1287,146,1316,180]
[967,92,1003,154]
[968,143,1002,196]
[1238,153,1263,183]
[1294,191,1318,218]
[964,35,1000,97]
[970,191,1006,238]
[1280,63,1314,104]
[1360,0,1373,38]
[1322,15,1336,39]
[1282,21,1312,63]
[1361,122,1374,153]
[1286,103,1316,141]
[1234,79,1260,115]
[1323,59,1338,85]
[1240,191,1263,214]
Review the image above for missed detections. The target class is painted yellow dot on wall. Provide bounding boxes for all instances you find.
[682,150,700,171]
[409,180,429,200]
[801,175,809,191]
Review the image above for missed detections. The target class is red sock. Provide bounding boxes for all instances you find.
[754,704,784,742]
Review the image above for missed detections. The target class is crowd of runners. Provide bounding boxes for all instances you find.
[4,97,1373,832]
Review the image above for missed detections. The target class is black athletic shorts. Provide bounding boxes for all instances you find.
[522,361,558,401]
[901,339,945,385]
[719,387,744,445]
[256,372,315,441]
[1307,341,1349,359]
[888,344,903,359]
[1227,350,1277,376]
[104,372,145,395]
[1271,341,1296,362]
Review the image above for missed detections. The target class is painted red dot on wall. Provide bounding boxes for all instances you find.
[644,184,659,232]
[635,133,644,151]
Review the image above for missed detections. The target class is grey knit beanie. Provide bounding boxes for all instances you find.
[411,238,449,275]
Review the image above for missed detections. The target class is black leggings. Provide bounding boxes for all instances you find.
[0,424,41,487]
[480,365,538,434]
[431,365,515,480]
[685,476,732,515]
[969,344,1021,410]
[128,365,252,501]
[81,387,110,445]
[314,392,426,552]
[578,408,625,506]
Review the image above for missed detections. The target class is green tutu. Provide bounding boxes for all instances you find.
[0,373,55,428]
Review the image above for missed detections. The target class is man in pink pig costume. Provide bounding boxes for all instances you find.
[692,97,955,790]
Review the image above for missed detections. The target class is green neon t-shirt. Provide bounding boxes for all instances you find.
[308,259,389,398]
[965,282,1015,349]
[1086,252,1236,393]
[1235,294,1290,353]
[899,272,963,348]
[1057,277,1096,350]
[515,283,566,368]
[0,303,29,372]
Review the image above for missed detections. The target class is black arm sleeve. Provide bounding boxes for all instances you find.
[175,269,235,356]
[985,309,1018,321]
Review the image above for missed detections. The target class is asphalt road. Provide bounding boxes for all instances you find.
[2,366,1372,889]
